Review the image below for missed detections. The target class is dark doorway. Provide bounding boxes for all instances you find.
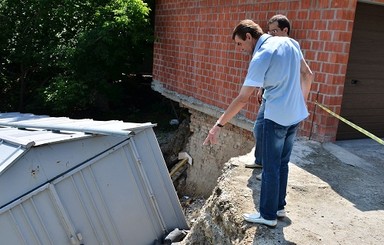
[337,2,384,140]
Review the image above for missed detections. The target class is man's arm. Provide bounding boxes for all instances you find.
[300,58,314,101]
[217,86,256,125]
[203,86,256,145]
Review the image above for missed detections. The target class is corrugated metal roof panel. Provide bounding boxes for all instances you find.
[0,140,30,174]
[0,112,156,172]
[0,112,154,137]
[0,127,92,146]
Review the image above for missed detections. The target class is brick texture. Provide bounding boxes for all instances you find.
[153,0,383,142]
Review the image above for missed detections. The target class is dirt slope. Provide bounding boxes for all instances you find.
[181,138,384,244]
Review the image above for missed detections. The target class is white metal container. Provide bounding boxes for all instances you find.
[0,113,188,245]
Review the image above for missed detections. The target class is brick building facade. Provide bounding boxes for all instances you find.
[152,0,384,143]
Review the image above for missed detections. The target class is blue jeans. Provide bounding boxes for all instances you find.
[253,99,265,165]
[259,119,299,220]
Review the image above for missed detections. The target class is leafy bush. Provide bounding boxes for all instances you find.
[0,0,153,115]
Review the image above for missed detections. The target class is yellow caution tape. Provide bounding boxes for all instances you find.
[315,101,384,145]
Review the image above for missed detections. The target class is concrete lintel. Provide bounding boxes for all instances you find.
[151,80,253,132]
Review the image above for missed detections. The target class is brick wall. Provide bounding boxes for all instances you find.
[153,0,383,142]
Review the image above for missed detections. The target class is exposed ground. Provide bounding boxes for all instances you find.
[178,138,384,244]
[137,84,384,244]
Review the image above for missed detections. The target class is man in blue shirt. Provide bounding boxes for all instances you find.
[246,14,292,170]
[203,19,313,227]
[247,14,311,184]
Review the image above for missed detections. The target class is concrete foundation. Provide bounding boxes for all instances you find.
[182,108,254,197]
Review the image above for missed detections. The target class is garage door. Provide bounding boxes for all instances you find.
[337,2,384,140]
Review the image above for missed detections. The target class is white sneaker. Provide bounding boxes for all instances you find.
[277,209,286,218]
[245,162,262,168]
[243,213,277,227]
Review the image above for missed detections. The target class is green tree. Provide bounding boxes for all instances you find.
[0,0,152,115]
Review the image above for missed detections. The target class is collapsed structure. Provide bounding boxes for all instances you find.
[0,112,188,245]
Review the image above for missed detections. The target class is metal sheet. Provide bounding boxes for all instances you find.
[0,112,155,137]
[0,131,188,244]
[0,113,188,244]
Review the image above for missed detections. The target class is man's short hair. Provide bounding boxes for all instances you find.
[268,14,291,35]
[232,19,263,40]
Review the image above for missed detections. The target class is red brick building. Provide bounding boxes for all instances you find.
[152,0,384,143]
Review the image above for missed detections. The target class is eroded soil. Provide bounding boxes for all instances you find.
[180,138,384,244]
